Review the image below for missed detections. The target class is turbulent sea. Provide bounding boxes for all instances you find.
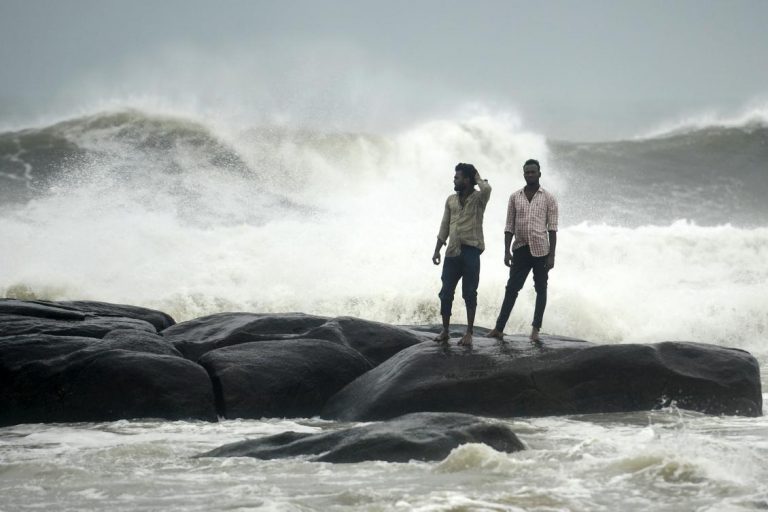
[1,108,767,511]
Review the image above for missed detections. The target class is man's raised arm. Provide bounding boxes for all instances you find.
[475,170,491,205]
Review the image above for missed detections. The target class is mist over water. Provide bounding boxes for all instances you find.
[2,5,768,510]
[1,105,767,353]
[0,78,766,512]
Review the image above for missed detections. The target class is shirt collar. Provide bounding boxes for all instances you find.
[517,186,546,196]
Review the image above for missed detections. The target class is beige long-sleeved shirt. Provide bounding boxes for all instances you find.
[437,178,492,257]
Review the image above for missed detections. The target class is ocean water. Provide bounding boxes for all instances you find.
[1,412,767,511]
[1,106,767,510]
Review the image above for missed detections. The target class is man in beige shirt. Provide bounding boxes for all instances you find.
[432,163,492,346]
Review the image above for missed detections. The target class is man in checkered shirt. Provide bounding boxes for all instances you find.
[488,159,558,343]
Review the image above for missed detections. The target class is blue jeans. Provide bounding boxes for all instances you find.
[439,245,481,317]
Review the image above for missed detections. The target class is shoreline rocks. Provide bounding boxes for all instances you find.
[162,312,329,361]
[0,334,217,425]
[0,298,762,428]
[199,338,373,419]
[198,412,526,463]
[322,336,762,421]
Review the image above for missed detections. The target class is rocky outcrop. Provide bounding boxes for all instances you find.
[322,336,762,421]
[0,299,211,426]
[0,334,217,426]
[60,300,176,331]
[0,299,87,320]
[1,298,761,426]
[0,312,156,338]
[100,329,183,357]
[0,299,174,331]
[162,312,329,360]
[300,317,429,366]
[199,339,373,419]
[163,313,426,365]
[198,412,525,463]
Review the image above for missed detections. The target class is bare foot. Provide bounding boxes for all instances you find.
[434,330,450,343]
[529,327,541,343]
[458,332,473,346]
[487,328,504,340]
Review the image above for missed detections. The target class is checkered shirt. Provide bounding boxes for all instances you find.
[505,187,558,257]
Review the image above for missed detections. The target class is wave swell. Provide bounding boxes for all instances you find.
[1,109,766,351]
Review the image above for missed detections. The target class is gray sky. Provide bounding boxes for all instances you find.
[1,0,767,139]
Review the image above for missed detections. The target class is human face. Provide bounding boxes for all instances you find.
[523,164,541,186]
[453,170,468,192]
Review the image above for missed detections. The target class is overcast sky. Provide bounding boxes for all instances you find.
[1,0,767,139]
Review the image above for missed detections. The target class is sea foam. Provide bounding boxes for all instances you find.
[2,109,766,352]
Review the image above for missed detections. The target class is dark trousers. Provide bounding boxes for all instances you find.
[439,245,481,317]
[495,245,549,330]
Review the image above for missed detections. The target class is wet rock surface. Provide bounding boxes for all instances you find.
[300,316,428,366]
[0,335,217,426]
[163,313,426,365]
[161,312,329,361]
[1,299,761,426]
[199,412,525,463]
[322,336,762,421]
[0,313,156,339]
[199,338,373,419]
[0,299,211,426]
[60,300,176,331]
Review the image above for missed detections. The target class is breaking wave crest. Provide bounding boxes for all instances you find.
[1,108,766,352]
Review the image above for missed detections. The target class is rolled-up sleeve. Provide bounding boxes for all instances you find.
[504,194,516,234]
[437,198,450,242]
[547,194,559,231]
[477,179,492,206]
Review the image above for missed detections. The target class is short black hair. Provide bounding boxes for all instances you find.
[455,162,477,185]
[523,159,540,170]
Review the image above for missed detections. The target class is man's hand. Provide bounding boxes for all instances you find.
[504,252,513,267]
[433,238,446,265]
[546,254,555,270]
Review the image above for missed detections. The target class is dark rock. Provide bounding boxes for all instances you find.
[162,312,328,360]
[0,299,86,321]
[60,300,176,331]
[101,329,183,357]
[163,313,424,366]
[0,298,175,331]
[532,341,763,417]
[199,412,525,463]
[405,323,494,338]
[303,317,428,367]
[0,313,156,339]
[322,336,762,421]
[0,335,216,426]
[198,339,373,419]
[0,334,98,366]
